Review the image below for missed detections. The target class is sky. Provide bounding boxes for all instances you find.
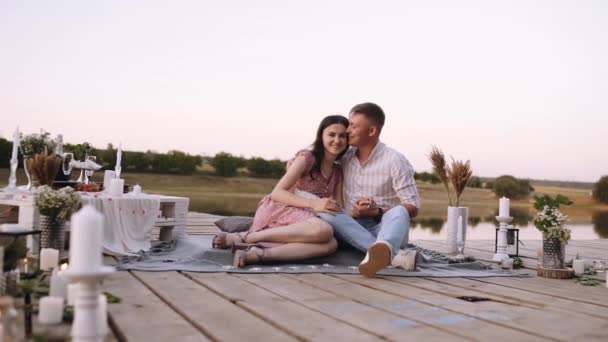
[1,1,607,182]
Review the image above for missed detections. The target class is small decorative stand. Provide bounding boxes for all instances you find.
[493,216,513,262]
[60,266,114,342]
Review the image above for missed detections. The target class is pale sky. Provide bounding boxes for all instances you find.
[1,1,607,182]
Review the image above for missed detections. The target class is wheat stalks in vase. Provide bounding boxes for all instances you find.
[447,157,473,207]
[428,145,453,206]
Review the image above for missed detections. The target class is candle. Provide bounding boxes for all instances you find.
[40,248,59,271]
[49,268,68,300]
[67,283,80,306]
[133,184,141,194]
[499,197,510,217]
[11,126,19,162]
[56,134,63,156]
[109,178,125,196]
[573,259,585,275]
[457,216,463,243]
[38,296,64,325]
[69,206,104,272]
[98,294,108,335]
[102,170,116,192]
[116,142,122,169]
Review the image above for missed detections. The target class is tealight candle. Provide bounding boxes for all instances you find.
[499,197,510,217]
[40,248,59,271]
[69,206,104,272]
[109,178,125,197]
[573,259,585,275]
[38,296,64,325]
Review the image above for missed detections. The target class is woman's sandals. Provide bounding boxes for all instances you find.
[233,245,267,268]
[212,231,249,249]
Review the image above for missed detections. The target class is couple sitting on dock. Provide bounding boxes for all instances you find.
[213,102,420,277]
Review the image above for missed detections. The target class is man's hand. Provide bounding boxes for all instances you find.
[350,197,380,218]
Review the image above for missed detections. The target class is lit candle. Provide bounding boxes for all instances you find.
[69,206,104,272]
[109,178,125,196]
[40,248,59,271]
[67,283,79,306]
[499,197,510,217]
[573,259,585,275]
[38,296,64,325]
[11,126,19,163]
[49,266,68,300]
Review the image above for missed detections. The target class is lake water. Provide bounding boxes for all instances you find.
[190,197,608,240]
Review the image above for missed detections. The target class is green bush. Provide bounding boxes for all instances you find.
[468,176,482,188]
[211,152,238,177]
[592,175,608,204]
[414,171,440,184]
[492,175,532,199]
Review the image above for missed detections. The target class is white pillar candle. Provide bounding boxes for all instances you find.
[102,170,116,192]
[67,283,80,306]
[49,268,68,300]
[11,126,20,162]
[98,294,108,336]
[573,259,585,275]
[116,142,122,167]
[40,248,59,271]
[69,206,104,272]
[109,178,125,197]
[38,296,64,325]
[499,197,510,217]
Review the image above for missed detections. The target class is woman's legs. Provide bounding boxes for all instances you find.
[246,217,333,244]
[237,238,338,266]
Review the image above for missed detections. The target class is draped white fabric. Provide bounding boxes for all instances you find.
[80,193,161,255]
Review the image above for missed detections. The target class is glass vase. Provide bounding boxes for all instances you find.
[542,236,565,269]
[39,215,66,253]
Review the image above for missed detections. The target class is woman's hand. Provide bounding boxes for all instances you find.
[310,197,341,214]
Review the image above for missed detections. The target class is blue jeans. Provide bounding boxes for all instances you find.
[319,206,411,257]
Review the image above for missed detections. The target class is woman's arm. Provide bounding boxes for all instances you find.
[270,156,339,214]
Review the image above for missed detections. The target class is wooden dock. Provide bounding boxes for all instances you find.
[98,212,608,341]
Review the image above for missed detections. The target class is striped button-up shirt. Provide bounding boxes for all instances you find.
[341,142,420,213]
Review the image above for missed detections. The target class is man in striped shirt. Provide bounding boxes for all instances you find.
[320,102,420,277]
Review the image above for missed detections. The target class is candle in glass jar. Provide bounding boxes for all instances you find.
[38,296,64,324]
[40,248,59,271]
[573,259,585,275]
[499,197,510,217]
[69,206,104,272]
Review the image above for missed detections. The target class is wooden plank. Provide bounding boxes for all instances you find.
[353,275,608,341]
[291,274,547,341]
[102,270,209,342]
[186,273,381,341]
[424,277,608,320]
[132,271,296,342]
[237,273,470,341]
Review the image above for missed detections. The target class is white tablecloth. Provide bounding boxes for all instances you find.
[80,192,161,255]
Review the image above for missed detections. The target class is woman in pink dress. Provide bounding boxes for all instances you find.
[213,115,349,267]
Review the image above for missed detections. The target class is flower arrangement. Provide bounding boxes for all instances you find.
[27,148,63,185]
[19,130,56,157]
[34,185,80,221]
[428,145,473,207]
[533,194,572,242]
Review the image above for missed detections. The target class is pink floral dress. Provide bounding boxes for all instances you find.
[249,150,343,232]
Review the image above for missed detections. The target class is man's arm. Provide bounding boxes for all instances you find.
[403,203,418,218]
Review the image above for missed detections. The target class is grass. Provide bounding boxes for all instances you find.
[1,168,605,218]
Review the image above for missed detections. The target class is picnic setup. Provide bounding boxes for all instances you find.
[0,129,606,341]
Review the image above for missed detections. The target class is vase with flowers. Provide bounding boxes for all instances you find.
[533,194,572,269]
[428,146,473,254]
[34,185,80,252]
[19,130,57,190]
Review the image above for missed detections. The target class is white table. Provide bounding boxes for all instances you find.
[0,190,189,256]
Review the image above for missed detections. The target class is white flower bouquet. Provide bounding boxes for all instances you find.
[533,194,572,242]
[34,185,80,220]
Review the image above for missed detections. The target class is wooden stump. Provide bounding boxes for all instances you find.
[537,266,575,279]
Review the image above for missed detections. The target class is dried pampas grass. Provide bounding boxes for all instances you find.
[27,147,62,186]
[447,158,473,207]
[428,145,453,206]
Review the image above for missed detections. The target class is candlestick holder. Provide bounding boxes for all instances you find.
[60,266,114,342]
[4,160,18,192]
[493,216,513,262]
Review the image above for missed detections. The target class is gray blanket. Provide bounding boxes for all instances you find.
[117,234,520,277]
